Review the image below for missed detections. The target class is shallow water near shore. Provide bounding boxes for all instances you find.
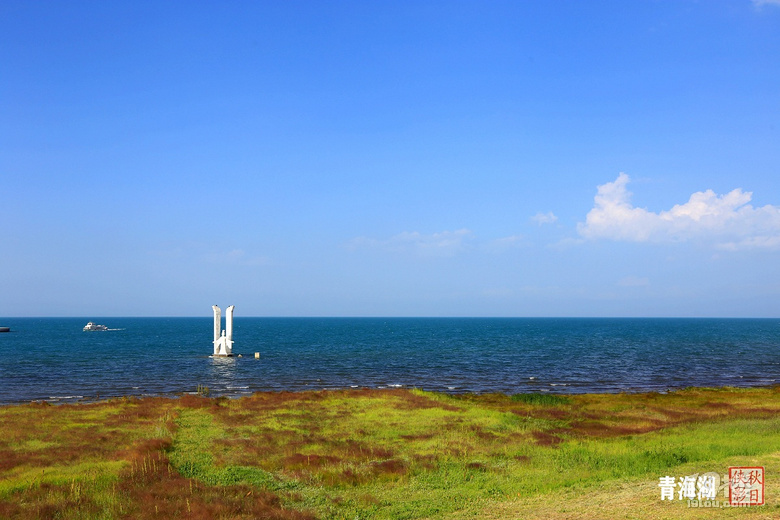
[1,317,779,404]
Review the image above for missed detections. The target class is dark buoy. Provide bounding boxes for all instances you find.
[0,327,10,333]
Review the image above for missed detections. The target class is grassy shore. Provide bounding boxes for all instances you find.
[1,387,779,519]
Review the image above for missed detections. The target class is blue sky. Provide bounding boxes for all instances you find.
[1,0,779,317]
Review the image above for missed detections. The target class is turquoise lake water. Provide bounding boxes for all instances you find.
[0,318,778,404]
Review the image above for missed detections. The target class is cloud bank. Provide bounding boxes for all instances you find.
[577,173,780,250]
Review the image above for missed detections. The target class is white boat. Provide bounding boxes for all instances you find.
[83,322,109,331]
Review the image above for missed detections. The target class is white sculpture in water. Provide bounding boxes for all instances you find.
[212,305,235,356]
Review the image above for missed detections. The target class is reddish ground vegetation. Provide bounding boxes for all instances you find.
[0,482,102,520]
[399,433,435,441]
[370,458,407,476]
[116,438,315,520]
[0,397,315,520]
[5,387,780,518]
[283,453,342,468]
[531,431,564,446]
[568,420,662,437]
[380,389,464,412]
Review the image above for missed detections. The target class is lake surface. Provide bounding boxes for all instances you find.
[1,318,779,404]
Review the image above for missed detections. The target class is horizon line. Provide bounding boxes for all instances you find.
[2,316,778,320]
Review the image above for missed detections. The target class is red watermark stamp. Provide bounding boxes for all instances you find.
[658,467,765,507]
[729,467,764,506]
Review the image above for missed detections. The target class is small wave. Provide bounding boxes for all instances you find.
[388,384,403,388]
[48,395,83,400]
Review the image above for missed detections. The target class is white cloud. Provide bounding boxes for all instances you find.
[577,173,780,250]
[531,212,558,225]
[717,235,780,251]
[753,0,780,7]
[350,229,473,257]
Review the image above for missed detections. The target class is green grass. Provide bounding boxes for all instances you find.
[1,387,780,519]
[510,392,572,406]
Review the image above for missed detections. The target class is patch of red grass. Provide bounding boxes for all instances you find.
[339,440,394,460]
[536,408,569,420]
[409,453,438,470]
[0,449,32,472]
[177,394,215,409]
[1,398,314,519]
[370,458,407,476]
[389,390,463,412]
[531,431,563,446]
[469,425,500,441]
[283,453,342,469]
[699,401,734,409]
[0,482,101,520]
[321,468,366,486]
[569,419,666,437]
[234,391,316,413]
[103,397,175,428]
[399,433,435,441]
[0,426,134,472]
[116,437,315,520]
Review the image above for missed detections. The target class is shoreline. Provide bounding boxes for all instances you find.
[6,381,780,408]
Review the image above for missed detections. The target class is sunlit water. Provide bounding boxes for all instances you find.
[1,318,779,404]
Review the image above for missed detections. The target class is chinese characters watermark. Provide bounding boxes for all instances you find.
[658,467,764,507]
[729,466,764,506]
